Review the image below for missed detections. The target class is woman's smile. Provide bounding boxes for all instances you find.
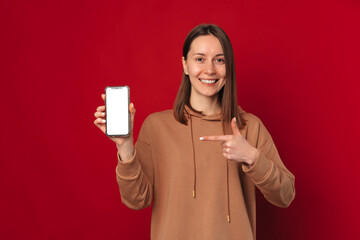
[199,78,218,84]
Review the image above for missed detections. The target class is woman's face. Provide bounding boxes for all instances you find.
[182,35,226,101]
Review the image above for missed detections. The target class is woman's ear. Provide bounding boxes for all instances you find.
[182,56,188,75]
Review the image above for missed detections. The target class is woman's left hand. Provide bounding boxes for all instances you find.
[200,118,259,166]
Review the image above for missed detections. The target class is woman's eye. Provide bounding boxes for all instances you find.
[216,58,225,63]
[195,57,204,62]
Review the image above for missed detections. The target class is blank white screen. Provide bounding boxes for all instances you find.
[106,87,129,135]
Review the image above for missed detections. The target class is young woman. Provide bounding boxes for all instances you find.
[94,24,295,240]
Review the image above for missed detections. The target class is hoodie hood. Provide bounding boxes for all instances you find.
[184,104,223,121]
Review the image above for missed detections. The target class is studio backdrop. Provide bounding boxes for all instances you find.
[1,0,359,239]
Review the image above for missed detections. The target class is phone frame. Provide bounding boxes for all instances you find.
[105,86,130,137]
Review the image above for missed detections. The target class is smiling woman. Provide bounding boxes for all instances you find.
[94,24,295,240]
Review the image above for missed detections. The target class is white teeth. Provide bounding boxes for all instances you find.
[200,79,216,83]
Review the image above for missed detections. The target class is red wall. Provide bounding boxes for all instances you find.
[1,0,359,239]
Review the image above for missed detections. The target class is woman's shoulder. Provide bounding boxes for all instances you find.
[139,110,180,137]
[142,109,175,126]
[146,109,174,120]
[239,108,274,142]
[238,108,268,136]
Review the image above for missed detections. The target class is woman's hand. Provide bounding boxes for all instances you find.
[200,118,259,166]
[94,94,136,162]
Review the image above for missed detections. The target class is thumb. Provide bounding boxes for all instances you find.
[231,117,241,135]
[129,103,136,131]
[129,102,136,120]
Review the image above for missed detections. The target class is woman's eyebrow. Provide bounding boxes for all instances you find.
[192,53,224,56]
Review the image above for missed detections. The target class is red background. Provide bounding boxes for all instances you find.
[1,0,359,239]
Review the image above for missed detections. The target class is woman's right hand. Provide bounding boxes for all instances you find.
[94,94,136,162]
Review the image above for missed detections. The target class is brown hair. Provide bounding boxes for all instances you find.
[173,24,246,129]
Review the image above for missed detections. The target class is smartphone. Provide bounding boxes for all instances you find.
[105,86,130,137]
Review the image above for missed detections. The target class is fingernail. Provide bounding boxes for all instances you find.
[234,117,237,122]
[199,137,204,141]
[102,119,106,123]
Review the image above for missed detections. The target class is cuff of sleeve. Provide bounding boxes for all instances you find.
[115,150,141,180]
[242,151,273,185]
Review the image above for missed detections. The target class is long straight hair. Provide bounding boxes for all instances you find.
[173,24,246,129]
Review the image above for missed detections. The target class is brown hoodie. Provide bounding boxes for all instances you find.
[115,106,295,240]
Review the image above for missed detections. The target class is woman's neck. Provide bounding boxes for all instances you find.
[190,94,221,116]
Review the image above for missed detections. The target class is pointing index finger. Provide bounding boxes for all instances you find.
[200,135,231,141]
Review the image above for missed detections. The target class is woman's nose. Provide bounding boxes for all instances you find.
[204,62,216,75]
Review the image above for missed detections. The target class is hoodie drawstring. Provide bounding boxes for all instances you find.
[226,160,231,223]
[189,115,197,198]
[222,119,231,223]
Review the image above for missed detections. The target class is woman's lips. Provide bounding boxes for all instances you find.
[199,78,218,84]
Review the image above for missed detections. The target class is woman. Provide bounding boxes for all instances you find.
[94,24,295,240]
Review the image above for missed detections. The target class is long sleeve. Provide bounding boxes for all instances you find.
[242,119,295,208]
[115,116,155,210]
